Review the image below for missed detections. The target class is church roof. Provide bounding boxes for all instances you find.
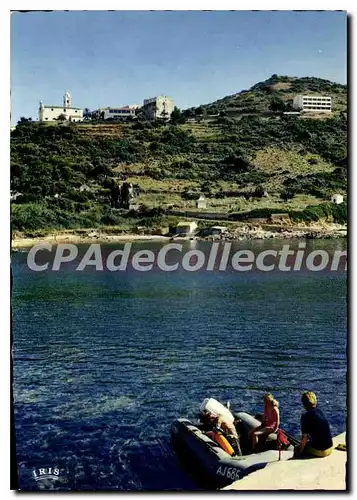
[42,105,83,110]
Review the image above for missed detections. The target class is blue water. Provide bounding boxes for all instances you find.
[12,240,347,490]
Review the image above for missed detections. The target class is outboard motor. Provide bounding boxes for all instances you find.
[200,398,235,423]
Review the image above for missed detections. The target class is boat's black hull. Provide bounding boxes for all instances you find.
[171,413,295,488]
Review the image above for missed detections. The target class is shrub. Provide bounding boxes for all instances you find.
[269,96,286,112]
[289,202,347,224]
[240,169,269,185]
[12,203,58,231]
[308,157,318,165]
[280,189,296,202]
[181,188,201,200]
[221,154,252,173]
[149,141,161,152]
[100,208,125,226]
[171,160,194,170]
[253,185,266,198]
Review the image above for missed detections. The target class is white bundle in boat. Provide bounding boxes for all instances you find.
[200,398,234,423]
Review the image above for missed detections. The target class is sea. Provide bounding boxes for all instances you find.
[11,239,347,490]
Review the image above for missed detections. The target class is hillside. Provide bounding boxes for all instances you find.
[11,75,347,235]
[193,75,347,117]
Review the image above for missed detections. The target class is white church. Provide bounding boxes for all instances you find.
[39,91,83,122]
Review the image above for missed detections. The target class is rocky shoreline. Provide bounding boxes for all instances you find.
[205,224,347,241]
[11,223,347,249]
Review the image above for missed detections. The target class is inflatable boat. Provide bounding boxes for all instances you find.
[171,398,296,488]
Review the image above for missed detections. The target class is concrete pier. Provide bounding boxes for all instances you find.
[223,433,347,491]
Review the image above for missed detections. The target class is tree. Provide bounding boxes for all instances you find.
[253,185,266,198]
[57,113,67,122]
[135,107,147,122]
[83,108,91,120]
[17,117,32,125]
[269,96,286,112]
[182,108,195,119]
[262,85,275,94]
[222,154,252,173]
[159,110,169,122]
[194,106,206,122]
[170,106,185,124]
[280,189,296,202]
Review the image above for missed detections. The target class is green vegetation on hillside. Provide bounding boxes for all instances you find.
[11,75,347,234]
[193,74,347,116]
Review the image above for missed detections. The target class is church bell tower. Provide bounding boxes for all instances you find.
[63,91,72,109]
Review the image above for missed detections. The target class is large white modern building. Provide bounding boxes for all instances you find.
[93,105,139,120]
[143,95,175,120]
[292,95,332,113]
[39,91,83,122]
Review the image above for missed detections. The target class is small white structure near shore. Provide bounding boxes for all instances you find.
[209,226,228,236]
[175,221,198,235]
[331,194,344,205]
[10,191,23,201]
[196,195,207,209]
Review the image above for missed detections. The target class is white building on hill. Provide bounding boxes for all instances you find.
[143,95,175,120]
[196,195,207,209]
[331,194,344,205]
[93,105,139,120]
[292,95,332,113]
[39,91,83,122]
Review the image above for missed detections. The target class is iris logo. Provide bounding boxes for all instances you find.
[32,467,60,482]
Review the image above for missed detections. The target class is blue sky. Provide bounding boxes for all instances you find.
[11,10,347,123]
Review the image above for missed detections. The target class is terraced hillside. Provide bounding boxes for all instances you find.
[192,75,347,117]
[113,121,345,214]
[11,75,347,234]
